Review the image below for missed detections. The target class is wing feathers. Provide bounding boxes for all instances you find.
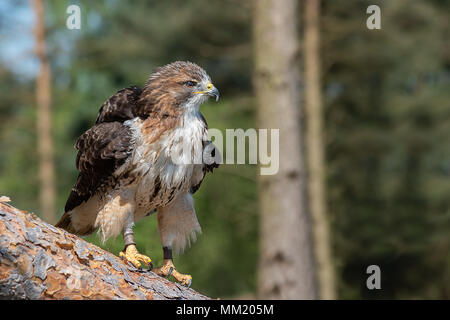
[190,140,220,194]
[95,86,142,124]
[62,85,144,215]
[63,122,133,213]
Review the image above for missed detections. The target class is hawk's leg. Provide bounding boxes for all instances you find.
[119,217,153,270]
[153,247,192,287]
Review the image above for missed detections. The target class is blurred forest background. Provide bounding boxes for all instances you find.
[0,0,449,299]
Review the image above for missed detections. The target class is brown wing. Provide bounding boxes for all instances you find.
[95,86,142,124]
[190,140,220,194]
[63,121,133,213]
[62,86,140,214]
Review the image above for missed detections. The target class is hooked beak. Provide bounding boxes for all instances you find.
[208,87,220,102]
[194,82,220,102]
[207,86,220,102]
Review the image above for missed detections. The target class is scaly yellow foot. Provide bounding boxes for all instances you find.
[154,259,192,287]
[119,244,153,270]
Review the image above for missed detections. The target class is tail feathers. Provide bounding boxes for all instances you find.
[55,212,95,236]
[55,212,75,232]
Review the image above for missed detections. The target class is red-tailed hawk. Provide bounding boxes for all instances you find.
[56,61,220,286]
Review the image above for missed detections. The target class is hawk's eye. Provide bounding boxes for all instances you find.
[184,80,197,87]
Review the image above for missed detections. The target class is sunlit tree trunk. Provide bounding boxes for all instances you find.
[0,202,209,300]
[304,0,336,300]
[253,0,317,299]
[32,0,55,224]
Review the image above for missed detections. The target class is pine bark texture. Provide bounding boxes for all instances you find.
[253,0,317,299]
[0,202,209,300]
[304,0,336,299]
[32,0,56,224]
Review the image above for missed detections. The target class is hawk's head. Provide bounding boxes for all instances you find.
[142,61,219,115]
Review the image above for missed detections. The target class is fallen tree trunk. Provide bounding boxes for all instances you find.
[0,201,209,300]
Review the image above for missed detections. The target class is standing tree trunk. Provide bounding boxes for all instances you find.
[304,0,336,300]
[253,0,317,299]
[32,0,56,224]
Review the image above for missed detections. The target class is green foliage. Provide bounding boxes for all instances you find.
[323,0,450,299]
[0,0,449,299]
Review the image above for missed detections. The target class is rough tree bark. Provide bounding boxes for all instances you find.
[0,201,209,300]
[32,0,56,224]
[253,0,317,299]
[304,0,336,299]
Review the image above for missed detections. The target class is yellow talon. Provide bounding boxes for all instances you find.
[154,259,192,286]
[119,244,152,269]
